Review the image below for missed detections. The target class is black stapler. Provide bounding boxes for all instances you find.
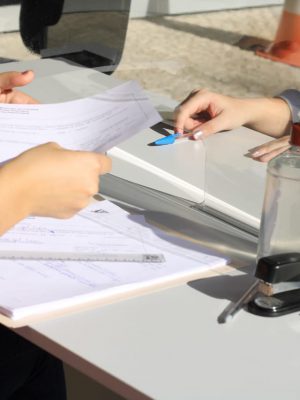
[248,253,300,317]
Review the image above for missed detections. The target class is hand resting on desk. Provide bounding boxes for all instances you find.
[250,135,290,162]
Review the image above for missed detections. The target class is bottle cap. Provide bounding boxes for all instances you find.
[291,123,300,146]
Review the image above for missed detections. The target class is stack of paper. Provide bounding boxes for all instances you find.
[0,200,227,321]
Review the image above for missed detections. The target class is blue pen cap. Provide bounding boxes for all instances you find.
[153,133,181,146]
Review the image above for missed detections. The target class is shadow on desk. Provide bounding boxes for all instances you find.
[65,364,125,400]
[119,206,257,267]
[110,200,258,307]
[188,264,256,303]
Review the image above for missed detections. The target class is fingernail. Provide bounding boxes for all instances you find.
[252,150,263,157]
[193,130,203,140]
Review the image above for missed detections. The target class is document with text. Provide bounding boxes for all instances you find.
[0,201,227,323]
[0,80,161,161]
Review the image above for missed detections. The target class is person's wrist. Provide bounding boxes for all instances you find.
[243,97,292,137]
[234,98,256,126]
[239,99,261,127]
[0,162,32,222]
[272,97,293,134]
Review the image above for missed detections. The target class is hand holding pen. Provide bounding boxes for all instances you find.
[173,89,252,140]
[153,131,202,145]
[154,89,250,145]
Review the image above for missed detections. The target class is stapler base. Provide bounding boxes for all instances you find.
[248,289,300,317]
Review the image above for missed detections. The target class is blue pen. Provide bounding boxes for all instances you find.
[153,132,181,145]
[153,131,201,146]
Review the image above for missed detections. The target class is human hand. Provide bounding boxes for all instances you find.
[0,70,37,104]
[174,89,292,140]
[1,142,111,220]
[250,135,290,163]
[174,89,249,139]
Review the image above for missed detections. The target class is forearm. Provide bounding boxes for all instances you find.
[0,166,29,235]
[243,97,292,138]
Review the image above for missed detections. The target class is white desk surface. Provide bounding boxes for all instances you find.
[1,59,300,400]
[13,176,300,400]
[17,275,300,400]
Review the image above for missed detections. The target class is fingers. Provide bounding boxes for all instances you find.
[174,105,194,134]
[56,145,112,175]
[174,89,231,139]
[256,146,290,163]
[96,153,112,175]
[174,89,253,141]
[20,143,112,177]
[174,89,209,134]
[0,70,34,93]
[11,143,112,218]
[251,136,290,163]
[190,113,228,139]
[7,90,39,104]
[174,115,192,134]
[73,150,112,175]
[0,70,37,104]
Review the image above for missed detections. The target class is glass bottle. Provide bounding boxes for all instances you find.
[257,123,300,260]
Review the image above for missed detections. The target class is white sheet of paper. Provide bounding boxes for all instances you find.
[0,200,227,320]
[0,203,150,257]
[0,200,224,266]
[0,80,161,161]
[81,206,223,266]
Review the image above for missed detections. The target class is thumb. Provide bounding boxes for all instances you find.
[0,70,34,92]
[97,154,112,175]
